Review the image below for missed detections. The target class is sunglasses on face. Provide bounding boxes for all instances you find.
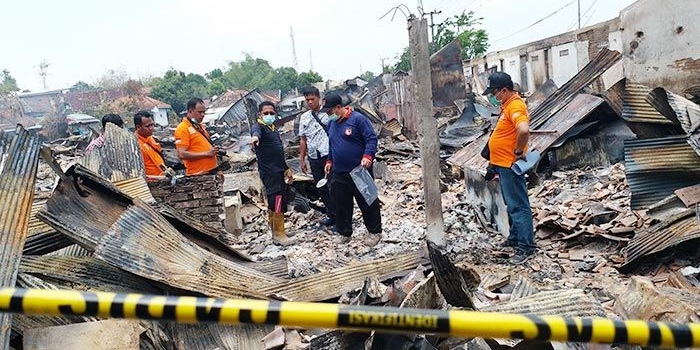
[262,111,276,116]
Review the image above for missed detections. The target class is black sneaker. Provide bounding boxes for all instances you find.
[499,240,516,248]
[509,253,532,265]
[320,217,336,226]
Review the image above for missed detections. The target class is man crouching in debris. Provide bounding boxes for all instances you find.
[250,101,296,246]
[174,98,221,181]
[482,72,536,264]
[299,86,337,228]
[322,93,382,246]
[134,110,176,180]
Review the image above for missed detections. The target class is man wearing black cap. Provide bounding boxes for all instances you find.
[322,93,382,247]
[482,71,535,265]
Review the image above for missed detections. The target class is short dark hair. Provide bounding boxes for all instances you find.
[302,86,320,97]
[258,101,276,113]
[186,98,204,111]
[101,113,124,129]
[133,110,153,127]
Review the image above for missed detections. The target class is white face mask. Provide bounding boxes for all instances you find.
[262,115,276,125]
[328,113,339,121]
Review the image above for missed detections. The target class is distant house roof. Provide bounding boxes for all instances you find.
[260,90,281,104]
[66,113,99,125]
[65,89,128,113]
[209,89,250,109]
[108,95,172,111]
[18,89,67,117]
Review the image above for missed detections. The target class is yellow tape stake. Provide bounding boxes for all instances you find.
[0,288,698,348]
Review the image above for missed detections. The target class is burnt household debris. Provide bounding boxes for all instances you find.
[1,0,700,349]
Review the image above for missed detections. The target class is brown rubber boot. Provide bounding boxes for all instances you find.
[272,212,295,246]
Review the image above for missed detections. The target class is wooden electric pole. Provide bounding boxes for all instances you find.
[408,15,445,247]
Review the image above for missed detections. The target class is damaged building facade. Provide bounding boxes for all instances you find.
[452,0,700,240]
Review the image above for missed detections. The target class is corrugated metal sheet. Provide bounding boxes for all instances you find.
[13,273,96,337]
[94,199,282,300]
[621,83,674,124]
[24,198,74,256]
[261,251,427,302]
[481,289,605,317]
[46,244,91,257]
[624,136,700,209]
[510,275,537,301]
[77,123,145,183]
[171,323,273,350]
[529,48,621,129]
[37,164,134,251]
[0,126,40,347]
[220,89,265,135]
[430,39,467,108]
[647,87,700,134]
[619,209,700,273]
[114,176,155,203]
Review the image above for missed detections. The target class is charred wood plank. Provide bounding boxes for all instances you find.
[427,241,477,309]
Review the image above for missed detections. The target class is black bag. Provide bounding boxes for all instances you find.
[480,143,490,160]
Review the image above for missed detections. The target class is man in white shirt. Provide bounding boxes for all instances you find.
[299,86,336,227]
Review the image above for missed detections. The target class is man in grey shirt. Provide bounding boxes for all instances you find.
[299,86,336,227]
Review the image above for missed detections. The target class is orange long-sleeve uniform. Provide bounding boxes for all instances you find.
[136,132,165,177]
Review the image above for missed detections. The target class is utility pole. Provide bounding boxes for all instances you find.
[38,60,49,91]
[408,15,445,247]
[380,57,389,73]
[309,49,314,72]
[427,10,442,44]
[577,0,581,29]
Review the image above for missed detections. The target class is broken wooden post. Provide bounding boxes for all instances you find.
[426,241,478,309]
[0,127,41,349]
[408,14,445,246]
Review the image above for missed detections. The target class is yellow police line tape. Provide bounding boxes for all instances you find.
[0,288,698,348]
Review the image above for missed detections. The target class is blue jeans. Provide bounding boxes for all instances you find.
[494,165,535,255]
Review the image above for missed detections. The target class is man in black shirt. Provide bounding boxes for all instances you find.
[250,101,295,246]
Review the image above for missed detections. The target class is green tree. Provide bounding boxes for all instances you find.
[298,71,323,87]
[206,68,224,80]
[393,47,411,72]
[433,11,489,59]
[207,79,227,96]
[223,54,276,90]
[1,69,19,93]
[360,71,376,81]
[69,81,94,92]
[149,69,208,113]
[273,67,299,93]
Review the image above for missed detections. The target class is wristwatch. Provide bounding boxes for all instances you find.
[514,150,523,156]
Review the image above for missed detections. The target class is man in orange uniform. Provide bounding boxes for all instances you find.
[174,98,219,177]
[483,72,535,265]
[134,110,175,179]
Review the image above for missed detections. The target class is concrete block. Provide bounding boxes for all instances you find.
[24,319,142,350]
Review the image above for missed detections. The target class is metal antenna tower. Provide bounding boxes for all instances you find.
[290,26,299,71]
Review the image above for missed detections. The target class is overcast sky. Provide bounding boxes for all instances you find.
[3,0,638,92]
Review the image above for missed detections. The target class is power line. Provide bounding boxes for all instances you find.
[491,0,578,44]
[567,0,598,32]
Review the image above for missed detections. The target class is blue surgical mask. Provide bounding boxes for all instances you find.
[328,114,339,121]
[262,115,276,125]
[488,94,501,106]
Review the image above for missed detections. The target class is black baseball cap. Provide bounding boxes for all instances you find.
[321,93,343,112]
[482,72,514,95]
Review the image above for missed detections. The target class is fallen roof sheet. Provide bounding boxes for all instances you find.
[622,83,674,124]
[171,323,274,350]
[94,199,283,300]
[261,250,427,302]
[24,199,73,256]
[619,209,700,273]
[481,289,605,317]
[624,136,700,209]
[19,255,161,294]
[647,87,700,134]
[529,48,622,129]
[616,276,700,323]
[430,38,467,108]
[0,126,41,346]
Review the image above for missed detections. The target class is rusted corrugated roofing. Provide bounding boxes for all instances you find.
[510,275,537,301]
[20,255,160,294]
[624,136,700,209]
[529,48,621,129]
[619,209,700,273]
[261,251,427,301]
[78,123,154,203]
[94,199,282,300]
[481,289,605,317]
[24,198,73,256]
[0,126,41,345]
[647,87,700,134]
[622,83,673,124]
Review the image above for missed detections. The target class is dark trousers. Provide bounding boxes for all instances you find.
[331,172,382,237]
[493,165,535,255]
[309,155,336,219]
[261,171,287,213]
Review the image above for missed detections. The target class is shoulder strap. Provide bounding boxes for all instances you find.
[310,111,329,136]
[189,118,215,147]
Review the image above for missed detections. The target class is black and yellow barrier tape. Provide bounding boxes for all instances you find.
[0,288,698,348]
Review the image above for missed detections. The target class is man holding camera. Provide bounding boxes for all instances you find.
[174,98,223,181]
